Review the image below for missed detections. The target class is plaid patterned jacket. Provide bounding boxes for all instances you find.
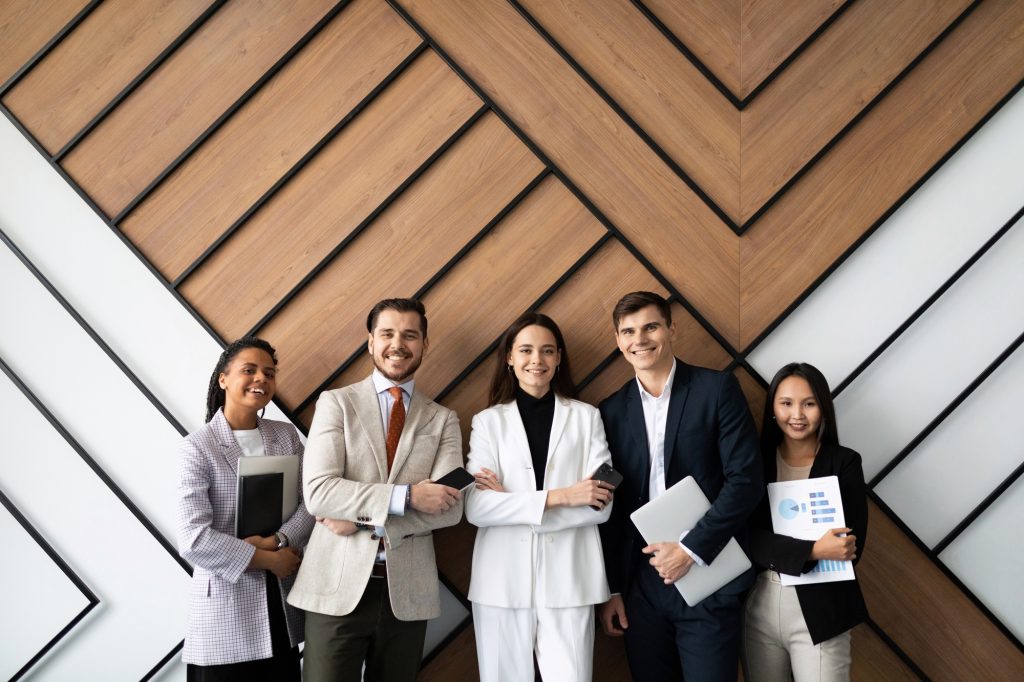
[176,409,314,665]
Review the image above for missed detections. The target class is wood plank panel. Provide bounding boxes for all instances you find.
[420,626,479,681]
[120,0,420,280]
[61,0,338,217]
[850,623,918,681]
[179,50,481,343]
[262,112,541,408]
[519,0,740,221]
[740,0,844,97]
[401,0,741,347]
[739,0,971,221]
[733,365,765,432]
[642,0,740,96]
[858,499,1024,680]
[0,0,89,86]
[3,0,211,154]
[739,0,1024,348]
[306,176,607,405]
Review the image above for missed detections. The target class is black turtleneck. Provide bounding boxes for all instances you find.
[515,387,555,491]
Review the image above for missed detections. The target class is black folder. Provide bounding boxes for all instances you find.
[235,472,283,538]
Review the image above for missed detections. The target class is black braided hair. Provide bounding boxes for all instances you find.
[204,337,278,423]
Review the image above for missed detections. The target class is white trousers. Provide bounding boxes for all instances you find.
[472,602,594,682]
[742,571,852,682]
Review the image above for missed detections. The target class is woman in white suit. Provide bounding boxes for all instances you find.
[467,313,616,682]
[176,337,314,681]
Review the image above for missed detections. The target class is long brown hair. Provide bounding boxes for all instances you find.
[488,313,577,406]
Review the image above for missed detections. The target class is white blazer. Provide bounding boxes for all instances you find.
[466,395,612,609]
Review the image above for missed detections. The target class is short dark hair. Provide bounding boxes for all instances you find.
[205,337,277,423]
[366,298,428,338]
[759,362,839,456]
[488,312,577,406]
[611,291,672,330]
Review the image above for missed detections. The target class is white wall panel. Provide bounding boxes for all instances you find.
[747,88,1024,388]
[0,373,189,680]
[834,218,1024,481]
[940,477,1024,642]
[875,342,1024,547]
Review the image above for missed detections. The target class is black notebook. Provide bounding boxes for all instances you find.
[235,472,283,538]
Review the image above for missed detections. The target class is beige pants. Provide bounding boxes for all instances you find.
[742,571,852,682]
[472,602,594,682]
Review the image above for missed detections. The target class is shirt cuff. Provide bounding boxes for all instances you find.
[389,485,408,517]
[678,530,707,567]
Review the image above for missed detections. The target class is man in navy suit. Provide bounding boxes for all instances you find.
[597,291,762,680]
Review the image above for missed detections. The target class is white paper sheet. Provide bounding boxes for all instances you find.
[767,475,855,585]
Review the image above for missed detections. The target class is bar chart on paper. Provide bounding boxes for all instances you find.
[768,475,855,586]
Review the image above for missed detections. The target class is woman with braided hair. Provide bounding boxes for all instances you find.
[176,337,314,680]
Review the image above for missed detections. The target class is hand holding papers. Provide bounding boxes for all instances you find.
[767,475,855,585]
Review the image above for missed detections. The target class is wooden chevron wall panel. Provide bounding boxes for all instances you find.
[2,0,1023,679]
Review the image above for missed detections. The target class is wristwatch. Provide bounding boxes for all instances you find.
[275,532,288,549]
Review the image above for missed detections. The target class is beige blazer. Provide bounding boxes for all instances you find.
[287,375,463,621]
[466,396,611,609]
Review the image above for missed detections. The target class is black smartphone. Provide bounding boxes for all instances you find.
[589,463,622,510]
[434,467,476,491]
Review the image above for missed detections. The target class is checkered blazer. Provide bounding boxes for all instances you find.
[176,409,314,666]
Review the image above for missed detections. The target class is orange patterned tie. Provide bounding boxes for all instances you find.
[385,386,405,473]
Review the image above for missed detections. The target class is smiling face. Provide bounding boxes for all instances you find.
[773,376,822,444]
[368,308,427,383]
[615,304,676,376]
[219,347,276,417]
[508,324,560,398]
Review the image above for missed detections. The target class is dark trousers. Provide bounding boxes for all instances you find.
[187,571,300,682]
[303,577,427,682]
[623,565,744,681]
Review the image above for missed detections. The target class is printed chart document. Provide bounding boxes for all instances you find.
[768,475,854,586]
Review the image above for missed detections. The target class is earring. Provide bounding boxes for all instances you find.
[507,364,514,373]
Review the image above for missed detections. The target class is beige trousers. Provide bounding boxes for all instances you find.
[742,571,852,682]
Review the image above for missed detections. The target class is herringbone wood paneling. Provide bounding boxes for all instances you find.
[4,0,1024,678]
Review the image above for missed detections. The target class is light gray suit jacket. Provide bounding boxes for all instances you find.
[287,375,463,620]
[176,409,314,666]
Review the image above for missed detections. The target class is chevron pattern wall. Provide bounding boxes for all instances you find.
[1,0,1022,679]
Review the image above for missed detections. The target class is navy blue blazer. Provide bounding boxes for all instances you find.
[747,442,869,643]
[598,359,763,597]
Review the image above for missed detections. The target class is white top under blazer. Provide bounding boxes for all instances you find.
[466,395,612,609]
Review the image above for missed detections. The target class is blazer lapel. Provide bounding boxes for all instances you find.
[664,359,691,481]
[388,389,437,482]
[545,396,570,483]
[211,409,242,474]
[353,376,389,482]
[624,384,651,497]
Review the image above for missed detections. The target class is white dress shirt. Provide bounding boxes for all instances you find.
[636,362,706,566]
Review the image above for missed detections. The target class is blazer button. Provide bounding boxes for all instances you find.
[371,533,380,541]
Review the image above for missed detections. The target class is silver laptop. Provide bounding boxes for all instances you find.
[630,476,751,606]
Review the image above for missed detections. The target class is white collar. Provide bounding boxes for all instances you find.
[636,359,676,400]
[372,368,415,398]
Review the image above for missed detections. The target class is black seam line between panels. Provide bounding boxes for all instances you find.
[52,0,230,163]
[0,354,194,577]
[868,492,1024,654]
[736,75,1024,362]
[387,0,741,363]
[869,328,1024,490]
[110,0,354,225]
[833,204,1024,397]
[630,0,858,111]
[243,102,489,341]
[0,103,306,431]
[420,614,473,672]
[0,488,100,682]
[505,0,740,235]
[517,0,980,235]
[933,459,1024,556]
[434,233,614,406]
[173,40,429,289]
[139,640,184,682]
[291,166,552,419]
[0,0,105,98]
[575,347,621,395]
[863,617,930,682]
[0,227,188,437]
